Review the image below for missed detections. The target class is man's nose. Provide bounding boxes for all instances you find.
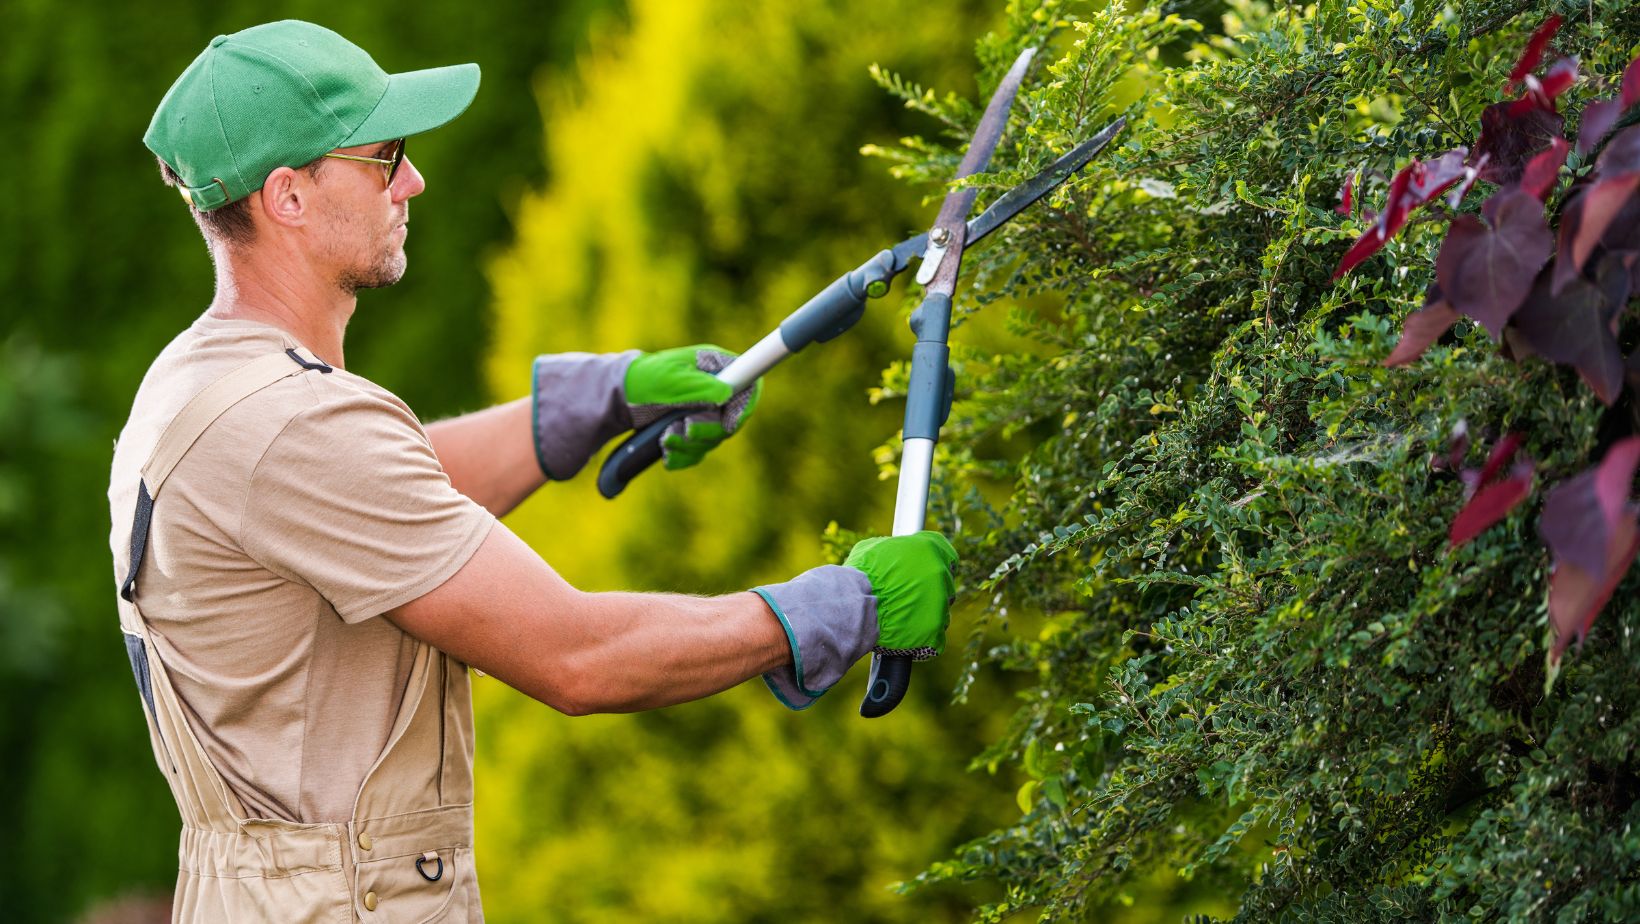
[392,156,426,201]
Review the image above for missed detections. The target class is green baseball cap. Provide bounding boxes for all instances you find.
[145,20,480,211]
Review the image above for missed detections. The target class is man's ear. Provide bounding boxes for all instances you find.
[257,166,309,229]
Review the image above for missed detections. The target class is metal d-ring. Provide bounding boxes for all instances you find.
[416,851,444,882]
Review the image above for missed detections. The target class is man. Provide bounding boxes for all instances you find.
[111,20,957,921]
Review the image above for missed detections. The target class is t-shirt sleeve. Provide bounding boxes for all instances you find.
[240,388,496,623]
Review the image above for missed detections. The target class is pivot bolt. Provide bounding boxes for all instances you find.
[930,227,952,246]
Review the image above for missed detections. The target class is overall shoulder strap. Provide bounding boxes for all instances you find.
[121,346,331,602]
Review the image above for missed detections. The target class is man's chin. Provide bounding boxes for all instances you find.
[341,253,408,292]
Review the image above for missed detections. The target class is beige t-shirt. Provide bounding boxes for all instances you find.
[108,315,495,822]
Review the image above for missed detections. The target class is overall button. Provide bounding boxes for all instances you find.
[358,831,373,851]
[364,890,378,912]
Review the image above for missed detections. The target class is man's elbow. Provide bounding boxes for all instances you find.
[528,655,619,717]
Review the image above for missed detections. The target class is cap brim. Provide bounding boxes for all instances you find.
[340,62,480,146]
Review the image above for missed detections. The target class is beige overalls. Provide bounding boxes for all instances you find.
[116,348,483,922]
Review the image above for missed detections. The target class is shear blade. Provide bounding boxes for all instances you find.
[964,116,1126,248]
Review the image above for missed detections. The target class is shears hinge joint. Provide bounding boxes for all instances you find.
[914,227,951,286]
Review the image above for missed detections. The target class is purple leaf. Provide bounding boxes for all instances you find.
[1552,175,1640,294]
[1568,174,1640,274]
[1448,157,1486,209]
[1406,149,1469,206]
[1597,125,1640,174]
[1474,100,1566,186]
[1578,97,1622,155]
[1548,520,1639,661]
[1552,189,1591,294]
[1332,150,1478,280]
[1450,433,1533,547]
[1384,298,1460,367]
[1508,15,1563,91]
[1624,55,1640,109]
[1542,435,1640,660]
[1590,182,1640,255]
[1333,226,1392,281]
[1526,56,1579,109]
[1543,465,1615,575]
[1333,172,1409,279]
[1435,188,1552,336]
[1476,432,1527,490]
[1336,171,1355,215]
[1521,137,1569,201]
[1595,438,1640,522]
[1450,473,1533,546]
[1444,418,1471,473]
[1509,259,1630,404]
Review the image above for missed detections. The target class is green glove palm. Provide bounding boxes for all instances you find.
[624,344,763,470]
[844,530,958,659]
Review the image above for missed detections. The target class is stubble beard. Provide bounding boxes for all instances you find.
[337,236,407,294]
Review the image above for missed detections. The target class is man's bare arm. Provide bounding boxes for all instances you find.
[386,521,790,715]
[425,397,544,518]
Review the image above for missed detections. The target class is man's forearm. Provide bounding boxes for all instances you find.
[561,590,791,713]
[426,396,544,517]
[388,523,793,716]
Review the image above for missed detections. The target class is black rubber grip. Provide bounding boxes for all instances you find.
[859,653,912,718]
[597,409,690,499]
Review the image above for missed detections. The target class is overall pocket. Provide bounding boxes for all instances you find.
[354,845,478,922]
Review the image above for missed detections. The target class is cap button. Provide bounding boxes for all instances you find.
[209,35,228,47]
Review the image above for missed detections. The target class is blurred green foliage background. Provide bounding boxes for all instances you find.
[0,0,1041,920]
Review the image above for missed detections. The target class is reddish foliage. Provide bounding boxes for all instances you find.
[1451,480,1533,547]
[1448,162,1483,208]
[1449,433,1534,547]
[1541,437,1640,660]
[1474,101,1565,185]
[1507,14,1562,91]
[1531,56,1579,108]
[1553,128,1640,289]
[1336,171,1355,215]
[1475,432,1527,489]
[1435,189,1552,336]
[1365,15,1640,668]
[1332,150,1467,279]
[1383,297,1459,367]
[1577,98,1623,155]
[1444,419,1470,471]
[1598,124,1640,174]
[1624,55,1640,109]
[1507,58,1577,117]
[1520,137,1568,201]
[1406,149,1468,205]
[1577,177,1640,271]
[1511,259,1630,405]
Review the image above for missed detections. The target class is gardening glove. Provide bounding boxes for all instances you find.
[624,344,762,471]
[751,530,958,710]
[530,345,761,480]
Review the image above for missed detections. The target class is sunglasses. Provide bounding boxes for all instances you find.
[321,139,405,186]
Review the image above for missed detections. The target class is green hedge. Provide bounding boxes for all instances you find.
[868,1,1640,919]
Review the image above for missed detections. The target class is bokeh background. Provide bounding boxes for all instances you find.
[0,1,1042,920]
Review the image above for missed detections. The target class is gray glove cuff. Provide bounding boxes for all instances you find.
[751,565,879,711]
[531,350,641,480]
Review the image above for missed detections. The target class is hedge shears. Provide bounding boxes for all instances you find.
[598,47,1125,717]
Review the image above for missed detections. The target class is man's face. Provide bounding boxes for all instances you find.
[309,140,425,293]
